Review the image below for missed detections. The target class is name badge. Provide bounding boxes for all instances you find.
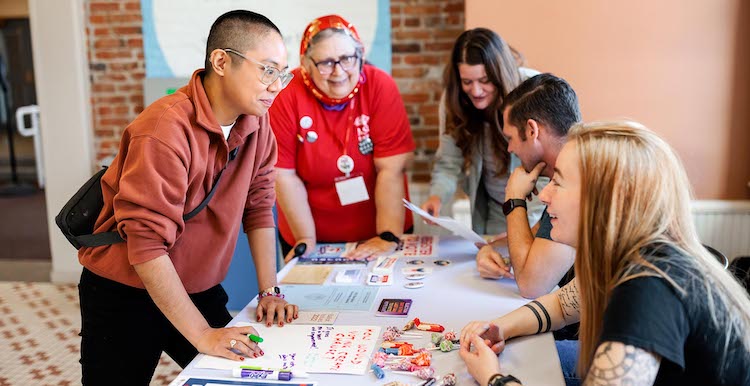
[335,175,370,206]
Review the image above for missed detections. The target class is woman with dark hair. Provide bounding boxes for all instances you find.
[459,121,750,385]
[270,15,415,262]
[421,28,544,236]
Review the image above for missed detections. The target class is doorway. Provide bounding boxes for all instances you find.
[0,17,51,275]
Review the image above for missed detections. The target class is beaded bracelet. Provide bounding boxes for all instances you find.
[258,291,285,300]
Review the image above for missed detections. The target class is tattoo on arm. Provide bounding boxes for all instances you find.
[584,341,661,386]
[557,280,581,324]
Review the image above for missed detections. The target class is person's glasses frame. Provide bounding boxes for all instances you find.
[310,54,361,76]
[222,48,294,88]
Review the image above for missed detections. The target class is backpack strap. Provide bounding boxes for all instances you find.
[75,231,125,247]
[183,146,239,221]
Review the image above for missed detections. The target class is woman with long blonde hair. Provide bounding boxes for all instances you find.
[459,121,750,385]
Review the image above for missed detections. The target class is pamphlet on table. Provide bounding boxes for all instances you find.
[402,199,485,244]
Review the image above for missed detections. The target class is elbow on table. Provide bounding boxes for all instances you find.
[516,278,552,300]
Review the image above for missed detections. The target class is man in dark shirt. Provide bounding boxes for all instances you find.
[476,74,580,299]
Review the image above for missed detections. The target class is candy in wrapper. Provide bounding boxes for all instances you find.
[398,343,415,356]
[439,373,457,386]
[415,367,435,380]
[412,351,432,366]
[439,339,454,352]
[431,332,444,345]
[416,323,445,332]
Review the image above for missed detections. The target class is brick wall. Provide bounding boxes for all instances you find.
[86,0,144,163]
[84,0,465,181]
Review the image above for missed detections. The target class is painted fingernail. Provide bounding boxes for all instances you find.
[240,357,245,361]
[257,317,261,322]
[260,350,265,355]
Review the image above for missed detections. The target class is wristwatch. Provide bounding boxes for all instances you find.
[488,373,522,386]
[258,286,282,298]
[378,231,401,244]
[502,198,527,216]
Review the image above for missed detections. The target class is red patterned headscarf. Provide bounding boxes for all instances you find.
[299,14,365,106]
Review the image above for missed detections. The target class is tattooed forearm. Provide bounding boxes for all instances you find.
[557,279,581,324]
[584,342,661,386]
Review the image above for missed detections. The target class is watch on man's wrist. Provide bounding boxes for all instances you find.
[378,231,401,244]
[488,373,522,386]
[502,198,527,216]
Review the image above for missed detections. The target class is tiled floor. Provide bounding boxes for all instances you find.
[0,281,182,386]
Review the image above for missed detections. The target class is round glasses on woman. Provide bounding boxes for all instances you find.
[311,54,360,75]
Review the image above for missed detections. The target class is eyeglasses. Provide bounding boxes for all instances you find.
[222,48,294,88]
[311,54,360,76]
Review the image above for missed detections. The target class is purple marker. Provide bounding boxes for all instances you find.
[231,368,292,381]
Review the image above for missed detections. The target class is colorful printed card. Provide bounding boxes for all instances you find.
[375,298,412,317]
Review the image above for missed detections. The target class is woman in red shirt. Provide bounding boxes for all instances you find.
[269,15,415,261]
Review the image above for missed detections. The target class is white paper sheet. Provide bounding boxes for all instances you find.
[402,199,486,244]
[195,323,380,375]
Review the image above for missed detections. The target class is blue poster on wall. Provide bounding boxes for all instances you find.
[141,0,392,77]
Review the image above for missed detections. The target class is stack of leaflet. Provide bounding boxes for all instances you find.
[296,243,366,265]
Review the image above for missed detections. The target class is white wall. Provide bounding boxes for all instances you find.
[29,0,93,283]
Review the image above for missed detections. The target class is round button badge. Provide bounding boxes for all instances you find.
[299,116,313,129]
[336,155,354,174]
[404,281,425,289]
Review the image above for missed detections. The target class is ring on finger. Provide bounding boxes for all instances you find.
[230,339,237,348]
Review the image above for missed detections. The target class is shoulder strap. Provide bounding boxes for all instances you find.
[183,147,239,221]
[76,231,124,247]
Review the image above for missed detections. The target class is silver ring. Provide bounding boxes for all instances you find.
[230,339,237,348]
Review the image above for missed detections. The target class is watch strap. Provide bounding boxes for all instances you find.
[502,198,527,216]
[489,373,522,386]
[378,231,400,244]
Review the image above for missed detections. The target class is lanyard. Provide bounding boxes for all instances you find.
[318,98,357,176]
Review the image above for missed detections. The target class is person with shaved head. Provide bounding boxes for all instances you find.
[77,10,297,385]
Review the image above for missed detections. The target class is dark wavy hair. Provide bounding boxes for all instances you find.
[443,28,522,174]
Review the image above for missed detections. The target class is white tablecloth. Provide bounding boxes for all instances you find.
[175,236,564,385]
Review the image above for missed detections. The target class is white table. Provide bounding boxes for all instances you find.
[174,237,564,385]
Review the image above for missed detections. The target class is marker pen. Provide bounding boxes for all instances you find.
[232,368,292,381]
[240,365,310,378]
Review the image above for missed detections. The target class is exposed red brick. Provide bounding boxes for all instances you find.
[90,2,120,13]
[403,55,442,65]
[425,41,455,52]
[401,93,430,103]
[403,5,441,15]
[113,26,141,35]
[392,43,421,53]
[404,18,420,27]
[392,67,428,78]
[124,2,140,11]
[393,30,431,40]
[93,38,123,49]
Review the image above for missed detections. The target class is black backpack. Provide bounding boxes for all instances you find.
[56,148,238,249]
